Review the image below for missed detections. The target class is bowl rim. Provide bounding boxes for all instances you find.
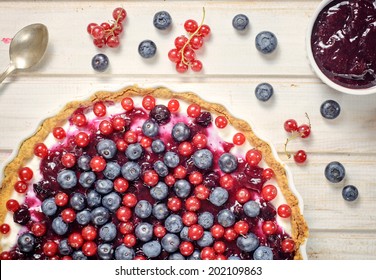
[306,0,376,95]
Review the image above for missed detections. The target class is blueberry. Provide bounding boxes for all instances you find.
[153,11,172,30]
[115,244,135,260]
[192,149,213,170]
[188,250,201,260]
[135,222,153,242]
[103,162,121,180]
[91,206,110,226]
[102,192,121,212]
[236,233,259,252]
[98,243,114,260]
[92,53,109,72]
[95,179,114,194]
[179,226,191,241]
[342,185,359,201]
[153,160,169,177]
[218,153,238,173]
[172,122,190,142]
[232,14,249,30]
[173,179,191,198]
[138,40,157,58]
[228,255,241,260]
[72,250,88,260]
[77,155,91,171]
[217,209,235,227]
[197,231,214,247]
[198,212,214,229]
[143,241,162,258]
[164,214,183,233]
[152,203,169,220]
[325,161,346,183]
[253,246,273,260]
[57,170,77,189]
[161,233,180,253]
[97,139,117,159]
[255,31,278,54]
[99,222,117,242]
[87,190,102,208]
[41,197,57,216]
[121,162,141,181]
[195,112,213,127]
[209,187,229,207]
[255,83,273,102]
[52,217,69,235]
[70,192,86,211]
[135,200,152,218]
[163,151,180,168]
[243,201,260,218]
[151,139,165,154]
[79,171,96,188]
[76,210,91,225]
[168,253,185,260]
[17,232,35,253]
[150,182,169,201]
[58,239,73,256]
[125,143,143,161]
[142,119,159,137]
[150,104,171,124]
[320,100,341,119]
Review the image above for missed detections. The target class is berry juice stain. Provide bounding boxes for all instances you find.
[311,0,376,89]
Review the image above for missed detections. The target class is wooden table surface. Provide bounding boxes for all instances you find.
[0,0,375,260]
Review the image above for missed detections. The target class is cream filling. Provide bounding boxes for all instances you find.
[1,97,292,251]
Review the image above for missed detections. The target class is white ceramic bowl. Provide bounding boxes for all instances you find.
[306,0,376,95]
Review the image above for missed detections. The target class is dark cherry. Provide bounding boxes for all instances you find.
[13,206,31,225]
[195,112,212,127]
[150,104,171,124]
[259,203,277,221]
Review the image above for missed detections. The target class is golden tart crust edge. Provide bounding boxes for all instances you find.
[0,86,308,259]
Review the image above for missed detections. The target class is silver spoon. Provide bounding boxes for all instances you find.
[0,23,48,84]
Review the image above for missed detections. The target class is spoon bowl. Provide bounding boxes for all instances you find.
[0,23,48,84]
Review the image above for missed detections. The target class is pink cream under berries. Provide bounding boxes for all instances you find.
[0,94,297,260]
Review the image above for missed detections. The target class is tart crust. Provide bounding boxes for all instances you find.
[0,86,308,258]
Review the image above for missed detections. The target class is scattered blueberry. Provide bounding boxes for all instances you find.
[218,153,238,173]
[232,14,249,30]
[97,139,117,159]
[99,222,117,242]
[163,151,180,168]
[135,200,153,218]
[217,209,235,227]
[153,160,169,177]
[152,203,169,220]
[138,40,157,58]
[255,83,274,102]
[172,122,190,142]
[168,253,185,260]
[125,143,143,160]
[173,179,192,198]
[236,233,259,252]
[41,197,57,216]
[342,185,359,201]
[150,105,171,124]
[76,210,91,225]
[79,171,96,188]
[70,192,86,211]
[198,212,214,229]
[320,100,341,119]
[17,232,35,253]
[135,222,153,242]
[121,162,141,181]
[255,31,278,54]
[325,161,346,183]
[143,241,162,258]
[72,250,88,260]
[91,206,110,226]
[77,155,91,171]
[253,246,273,260]
[92,53,109,72]
[151,139,165,153]
[150,182,169,201]
[243,201,260,218]
[98,243,113,260]
[57,170,77,189]
[103,162,121,180]
[161,233,180,253]
[192,149,213,170]
[197,231,214,247]
[142,119,159,137]
[87,190,102,208]
[115,244,135,260]
[102,192,121,212]
[209,187,229,207]
[52,217,69,235]
[164,214,183,233]
[153,11,172,30]
[58,239,73,256]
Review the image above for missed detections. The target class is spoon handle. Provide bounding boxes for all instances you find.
[0,64,16,84]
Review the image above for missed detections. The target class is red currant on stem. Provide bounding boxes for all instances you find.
[184,19,199,33]
[168,49,182,63]
[191,60,203,72]
[284,113,311,160]
[294,150,307,164]
[284,119,298,133]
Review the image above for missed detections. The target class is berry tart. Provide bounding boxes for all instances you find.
[0,86,308,260]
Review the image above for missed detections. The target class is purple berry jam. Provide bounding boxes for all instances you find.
[311,0,376,89]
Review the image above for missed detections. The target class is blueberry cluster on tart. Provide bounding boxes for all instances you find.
[0,86,308,260]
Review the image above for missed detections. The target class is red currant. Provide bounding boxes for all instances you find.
[68,233,84,249]
[277,204,292,218]
[31,222,46,237]
[62,153,76,168]
[185,196,201,212]
[200,247,215,260]
[18,167,33,181]
[99,120,113,135]
[194,184,210,200]
[14,181,28,194]
[123,234,137,247]
[262,221,277,235]
[124,130,138,144]
[82,225,97,241]
[298,124,311,138]
[43,241,58,257]
[184,48,196,62]
[235,188,251,204]
[113,7,127,22]
[116,206,132,222]
[164,175,176,187]
[116,139,128,152]
[153,224,166,238]
[187,104,201,118]
[90,156,106,172]
[0,252,11,260]
[87,23,97,34]
[198,25,211,37]
[167,197,182,212]
[0,223,10,234]
[182,211,198,226]
[112,117,126,131]
[210,224,225,239]
[184,19,198,33]
[188,224,204,240]
[114,178,129,193]
[189,35,203,50]
[34,143,48,158]
[219,174,234,190]
[168,99,180,112]
[215,116,228,128]
[262,168,275,180]
[91,26,104,40]
[174,35,188,49]
[192,133,207,148]
[75,132,90,147]
[178,142,193,156]
[213,241,226,254]
[61,208,76,223]
[72,113,87,127]
[143,170,159,186]
[142,95,156,110]
[281,239,295,253]
[168,49,182,63]
[261,185,277,201]
[55,192,68,207]
[245,149,262,166]
[101,22,111,30]
[53,127,66,139]
[106,35,120,48]
[122,193,137,208]
[284,119,298,132]
[119,222,134,235]
[191,60,203,72]
[294,150,307,163]
[93,38,105,48]
[82,241,97,257]
[215,254,227,260]
[234,220,249,235]
[223,228,238,241]
[233,133,246,145]
[180,241,194,256]
[189,171,203,185]
[176,61,188,73]
[93,102,106,117]
[121,97,134,111]
[173,165,187,179]
[112,24,123,36]
[133,255,146,260]
[6,199,20,212]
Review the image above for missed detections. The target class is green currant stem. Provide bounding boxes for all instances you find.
[104,14,122,37]
[180,7,206,66]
